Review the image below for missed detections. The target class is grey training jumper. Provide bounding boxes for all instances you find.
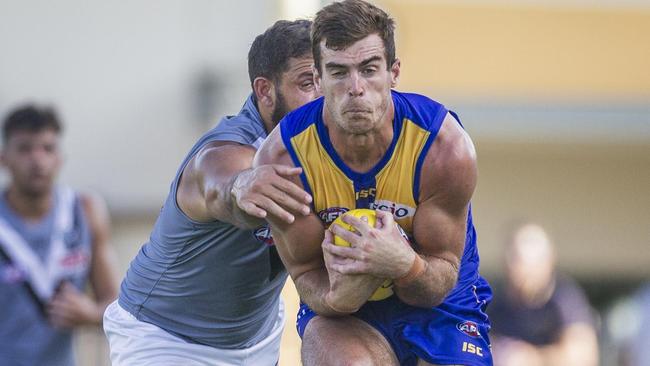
[119,95,288,349]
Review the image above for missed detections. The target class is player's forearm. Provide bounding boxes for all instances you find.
[326,273,385,313]
[394,255,458,308]
[204,170,264,229]
[294,269,342,316]
[295,269,379,316]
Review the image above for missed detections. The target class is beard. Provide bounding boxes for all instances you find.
[270,88,291,125]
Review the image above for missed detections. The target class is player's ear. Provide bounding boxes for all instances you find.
[390,58,401,88]
[253,77,275,108]
[313,65,323,95]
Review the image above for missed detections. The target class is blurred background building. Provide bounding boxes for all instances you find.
[1,0,648,365]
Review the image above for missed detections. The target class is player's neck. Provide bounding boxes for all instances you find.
[259,113,275,136]
[255,99,276,135]
[328,106,395,173]
[5,185,54,221]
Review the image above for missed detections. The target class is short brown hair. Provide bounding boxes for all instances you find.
[248,19,312,88]
[2,104,62,143]
[312,0,396,72]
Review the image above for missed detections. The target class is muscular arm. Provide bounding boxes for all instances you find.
[177,140,311,229]
[393,113,477,307]
[254,128,381,316]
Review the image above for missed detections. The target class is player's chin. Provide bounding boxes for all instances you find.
[342,116,374,134]
[23,181,53,196]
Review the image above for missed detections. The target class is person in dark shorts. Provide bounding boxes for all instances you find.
[488,223,598,366]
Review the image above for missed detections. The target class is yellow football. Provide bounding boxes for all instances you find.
[331,209,394,301]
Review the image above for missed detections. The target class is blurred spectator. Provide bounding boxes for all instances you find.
[488,223,599,366]
[606,283,650,366]
[626,284,650,365]
[0,104,119,366]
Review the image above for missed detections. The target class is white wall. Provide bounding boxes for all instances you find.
[0,0,276,212]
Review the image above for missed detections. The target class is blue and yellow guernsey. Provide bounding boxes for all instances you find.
[280,90,491,303]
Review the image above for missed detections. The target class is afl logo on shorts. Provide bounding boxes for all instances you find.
[457,320,481,338]
[253,226,275,246]
[318,207,349,225]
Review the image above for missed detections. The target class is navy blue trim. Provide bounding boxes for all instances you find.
[280,113,314,204]
[315,95,403,185]
[281,96,324,137]
[354,179,377,209]
[408,100,448,203]
[412,131,437,203]
[449,110,463,128]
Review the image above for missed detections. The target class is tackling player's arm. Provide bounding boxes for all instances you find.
[177,141,311,229]
[254,128,382,316]
[394,113,477,308]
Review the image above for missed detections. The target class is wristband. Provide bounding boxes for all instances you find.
[394,255,427,287]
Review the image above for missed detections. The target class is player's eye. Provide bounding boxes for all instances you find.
[362,67,377,76]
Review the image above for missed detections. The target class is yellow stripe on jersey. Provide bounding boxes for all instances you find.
[373,118,430,234]
[290,124,356,212]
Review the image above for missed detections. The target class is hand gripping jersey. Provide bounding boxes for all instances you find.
[282,90,494,366]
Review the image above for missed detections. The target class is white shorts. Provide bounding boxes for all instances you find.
[103,300,284,366]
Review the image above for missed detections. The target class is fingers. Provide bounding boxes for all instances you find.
[248,195,295,224]
[267,181,311,215]
[323,231,363,274]
[271,165,302,177]
[59,281,79,295]
[323,229,334,246]
[237,200,268,219]
[270,165,312,206]
[49,313,74,328]
[328,223,360,246]
[48,297,77,328]
[341,214,373,235]
[374,209,394,229]
[235,165,313,224]
[324,241,362,260]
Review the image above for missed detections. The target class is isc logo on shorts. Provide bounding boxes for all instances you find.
[462,341,484,357]
[458,321,484,357]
